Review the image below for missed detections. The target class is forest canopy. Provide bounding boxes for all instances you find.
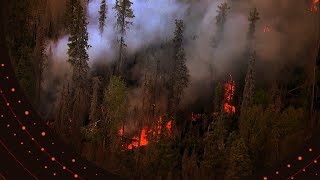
[4,0,320,179]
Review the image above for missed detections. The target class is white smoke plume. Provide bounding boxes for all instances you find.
[43,0,316,112]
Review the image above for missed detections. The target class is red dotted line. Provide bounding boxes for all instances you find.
[286,152,320,179]
[0,89,83,179]
[0,139,38,179]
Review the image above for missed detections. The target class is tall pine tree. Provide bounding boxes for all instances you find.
[99,0,107,34]
[113,0,134,75]
[57,0,91,149]
[241,8,260,112]
[168,20,190,116]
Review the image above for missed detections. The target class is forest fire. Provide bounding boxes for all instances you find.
[224,75,236,114]
[120,116,172,150]
[309,0,319,12]
[192,113,203,121]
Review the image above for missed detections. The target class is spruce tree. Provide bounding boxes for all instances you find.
[168,20,190,116]
[89,77,102,123]
[67,0,90,87]
[241,51,257,111]
[212,2,230,48]
[113,0,135,75]
[225,137,253,179]
[101,76,128,150]
[241,8,260,112]
[99,0,107,34]
[57,0,91,149]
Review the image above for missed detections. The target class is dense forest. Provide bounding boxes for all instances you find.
[3,0,320,179]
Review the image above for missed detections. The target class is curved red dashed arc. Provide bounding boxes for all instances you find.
[0,89,84,180]
[0,140,38,180]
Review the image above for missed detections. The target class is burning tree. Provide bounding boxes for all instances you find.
[224,75,236,114]
[113,0,135,75]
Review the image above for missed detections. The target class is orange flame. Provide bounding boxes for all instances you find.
[121,116,172,150]
[310,0,319,12]
[224,75,236,114]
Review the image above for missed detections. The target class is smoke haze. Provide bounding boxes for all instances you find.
[43,0,317,114]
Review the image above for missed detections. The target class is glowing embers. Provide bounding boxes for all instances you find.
[119,116,172,150]
[224,75,236,114]
[309,0,319,12]
[263,25,271,33]
[192,113,203,122]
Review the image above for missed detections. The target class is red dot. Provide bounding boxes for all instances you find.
[11,88,15,92]
[51,157,55,161]
[287,164,291,168]
[298,156,302,161]
[314,160,318,163]
[309,148,313,152]
[41,132,46,136]
[22,126,26,130]
[74,174,78,178]
[72,159,76,163]
[63,166,66,170]
[41,148,45,151]
[25,111,29,115]
[1,64,4,67]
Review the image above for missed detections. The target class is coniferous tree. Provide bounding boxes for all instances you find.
[57,0,91,148]
[99,0,107,34]
[89,77,102,123]
[34,0,48,106]
[168,20,190,116]
[212,2,230,48]
[101,76,128,151]
[241,51,257,111]
[225,137,253,179]
[241,8,260,112]
[113,0,135,75]
[201,113,227,179]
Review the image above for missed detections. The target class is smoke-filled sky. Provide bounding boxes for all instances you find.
[43,0,317,113]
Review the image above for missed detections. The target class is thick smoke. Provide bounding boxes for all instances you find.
[43,0,317,114]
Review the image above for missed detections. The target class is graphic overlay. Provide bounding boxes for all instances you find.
[0,0,320,179]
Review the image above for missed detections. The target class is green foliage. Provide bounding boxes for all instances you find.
[225,136,253,179]
[253,89,269,108]
[201,114,227,179]
[67,0,90,87]
[102,76,128,137]
[113,0,135,35]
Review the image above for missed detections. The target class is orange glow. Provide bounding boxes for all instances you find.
[310,0,319,12]
[122,116,172,150]
[263,25,271,33]
[191,113,202,121]
[119,128,123,135]
[224,75,236,114]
